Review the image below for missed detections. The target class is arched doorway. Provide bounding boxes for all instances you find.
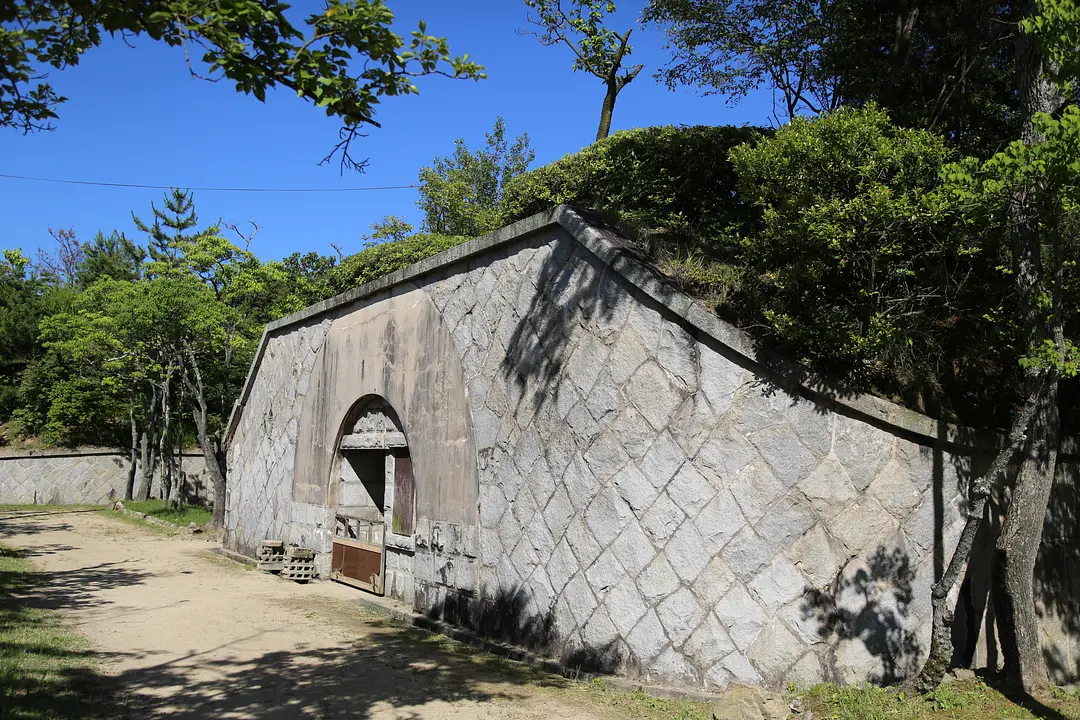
[328,395,414,597]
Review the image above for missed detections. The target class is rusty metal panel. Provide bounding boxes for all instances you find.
[331,538,383,594]
[392,453,415,536]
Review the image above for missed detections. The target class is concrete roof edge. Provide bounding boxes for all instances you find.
[226,204,1023,453]
[551,207,1009,451]
[224,209,564,443]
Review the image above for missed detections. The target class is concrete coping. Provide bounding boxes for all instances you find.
[0,447,205,461]
[224,205,1056,454]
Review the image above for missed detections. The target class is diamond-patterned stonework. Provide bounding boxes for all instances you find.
[224,210,1079,692]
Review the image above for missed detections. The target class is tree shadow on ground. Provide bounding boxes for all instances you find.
[0,516,152,613]
[108,626,576,720]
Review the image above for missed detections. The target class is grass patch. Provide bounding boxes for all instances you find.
[801,681,1080,720]
[572,678,712,720]
[0,544,114,719]
[116,499,211,527]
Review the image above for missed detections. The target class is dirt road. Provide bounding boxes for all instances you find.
[0,510,625,719]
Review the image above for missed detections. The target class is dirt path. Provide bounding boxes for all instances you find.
[0,510,625,720]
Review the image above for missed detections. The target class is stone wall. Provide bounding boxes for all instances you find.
[0,449,209,506]
[224,207,1080,691]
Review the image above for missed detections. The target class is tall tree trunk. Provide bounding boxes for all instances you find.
[914,375,1046,691]
[126,390,138,501]
[991,5,1064,694]
[183,342,226,529]
[135,428,157,501]
[596,80,618,141]
[994,374,1059,694]
[135,385,159,501]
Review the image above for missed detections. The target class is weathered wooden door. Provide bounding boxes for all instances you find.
[392,452,415,536]
[330,515,384,594]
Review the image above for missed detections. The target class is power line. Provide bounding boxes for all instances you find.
[0,172,418,193]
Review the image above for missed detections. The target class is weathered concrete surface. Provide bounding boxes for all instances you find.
[292,284,478,527]
[0,449,209,506]
[225,207,1080,691]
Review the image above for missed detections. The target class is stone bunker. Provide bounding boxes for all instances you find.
[224,206,1080,690]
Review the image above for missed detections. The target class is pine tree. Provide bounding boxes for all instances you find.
[133,189,201,267]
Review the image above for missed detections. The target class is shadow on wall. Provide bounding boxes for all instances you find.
[424,586,625,676]
[473,207,1080,687]
[499,211,628,423]
[802,546,920,685]
[1032,458,1080,682]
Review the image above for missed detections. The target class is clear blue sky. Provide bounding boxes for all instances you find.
[0,1,774,262]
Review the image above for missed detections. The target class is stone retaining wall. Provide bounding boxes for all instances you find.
[0,449,210,506]
[224,207,1080,691]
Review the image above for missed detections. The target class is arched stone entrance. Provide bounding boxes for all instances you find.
[328,396,415,598]
[289,284,480,607]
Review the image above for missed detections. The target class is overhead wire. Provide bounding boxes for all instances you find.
[0,172,418,193]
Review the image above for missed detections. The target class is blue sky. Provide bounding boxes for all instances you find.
[0,1,774,262]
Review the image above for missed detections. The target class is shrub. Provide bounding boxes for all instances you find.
[726,104,1013,421]
[328,233,471,295]
[501,124,766,251]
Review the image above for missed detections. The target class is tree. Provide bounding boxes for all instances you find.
[823,0,1020,155]
[1,0,485,170]
[643,0,1021,154]
[35,227,84,286]
[913,0,1080,694]
[642,0,839,122]
[368,215,414,244]
[0,249,42,417]
[133,189,201,268]
[417,117,534,237]
[161,226,293,527]
[275,251,337,307]
[76,231,146,288]
[725,105,1001,419]
[520,1,643,140]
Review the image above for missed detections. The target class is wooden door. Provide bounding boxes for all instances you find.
[392,452,415,536]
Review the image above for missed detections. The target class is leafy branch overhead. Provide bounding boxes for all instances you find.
[0,0,485,171]
[520,0,643,140]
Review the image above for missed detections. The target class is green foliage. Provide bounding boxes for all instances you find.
[1023,0,1080,81]
[329,233,469,294]
[502,124,763,249]
[799,680,1073,719]
[644,0,1020,154]
[0,250,42,408]
[942,105,1080,378]
[119,499,212,527]
[76,231,145,287]
[133,188,199,268]
[418,117,534,237]
[643,0,836,119]
[522,1,643,139]
[368,215,415,243]
[0,544,116,719]
[825,0,1020,156]
[275,251,338,308]
[1,0,484,169]
[524,0,637,79]
[726,105,1014,419]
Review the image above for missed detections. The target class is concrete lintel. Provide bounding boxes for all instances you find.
[339,432,408,450]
